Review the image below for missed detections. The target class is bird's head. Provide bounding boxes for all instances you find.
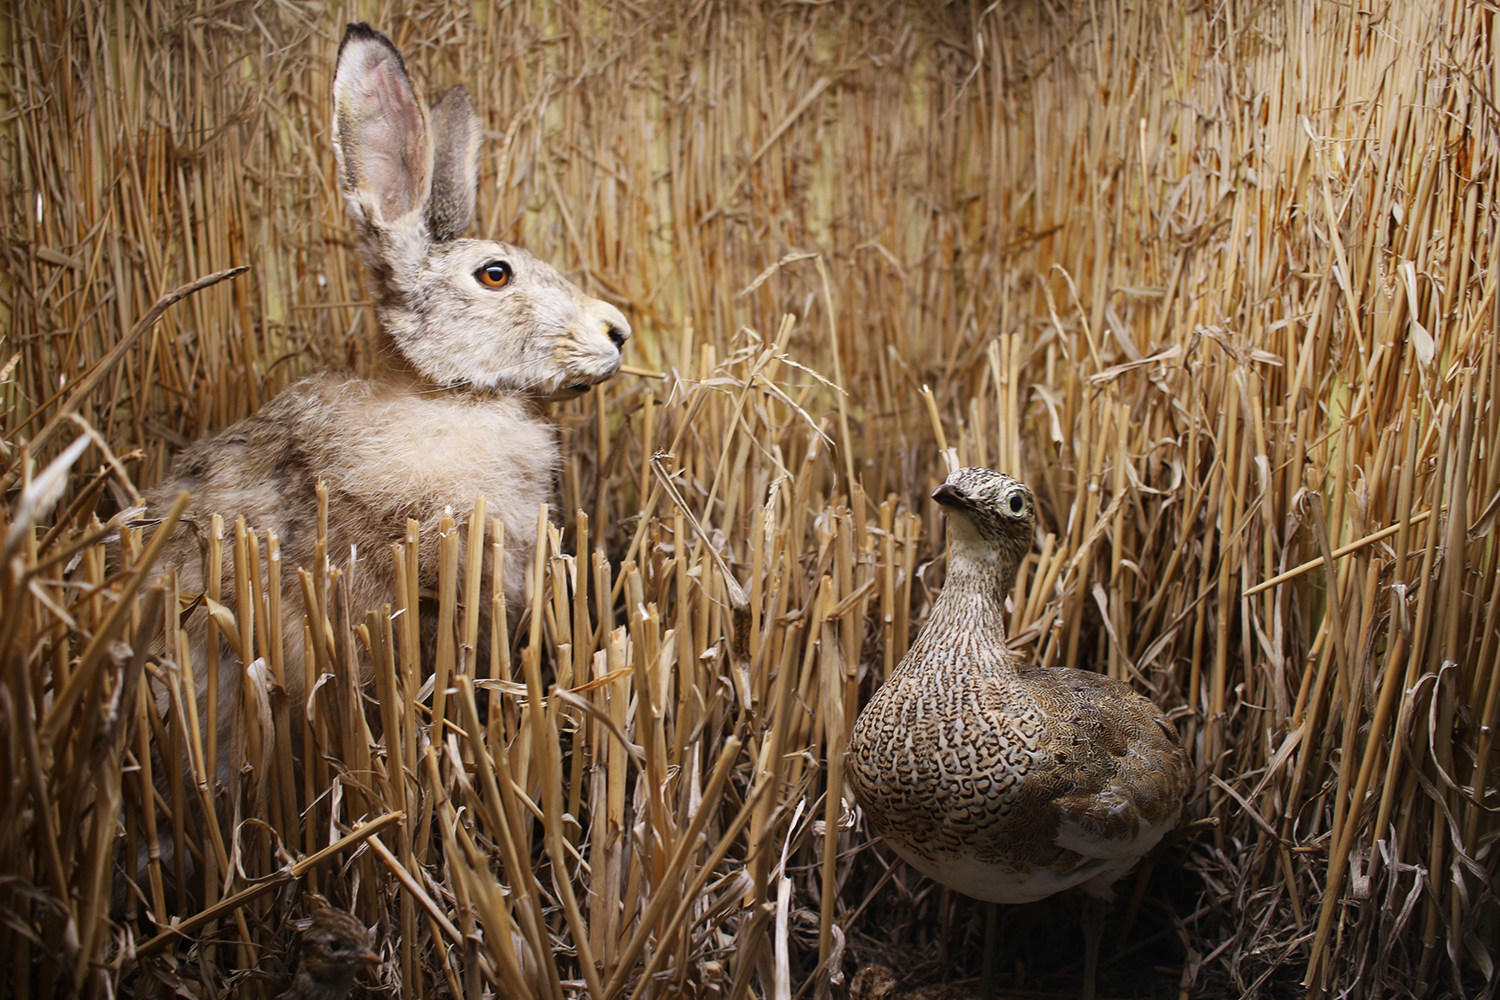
[292,907,380,997]
[931,466,1036,595]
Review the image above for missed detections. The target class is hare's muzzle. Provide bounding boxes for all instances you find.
[543,298,629,399]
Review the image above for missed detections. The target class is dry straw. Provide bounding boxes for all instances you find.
[1,1,1495,998]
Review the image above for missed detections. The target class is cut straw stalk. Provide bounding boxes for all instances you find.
[4,1,1497,996]
[135,812,401,957]
[1243,509,1435,597]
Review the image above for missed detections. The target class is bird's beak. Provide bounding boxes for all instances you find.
[931,483,972,510]
[357,949,381,968]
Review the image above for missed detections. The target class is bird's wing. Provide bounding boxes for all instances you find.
[1053,786,1179,861]
[1037,669,1190,862]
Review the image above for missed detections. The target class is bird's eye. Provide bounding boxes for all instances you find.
[327,940,345,952]
[1008,492,1026,515]
[475,261,512,288]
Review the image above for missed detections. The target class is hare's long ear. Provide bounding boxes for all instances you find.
[426,86,479,242]
[332,23,432,228]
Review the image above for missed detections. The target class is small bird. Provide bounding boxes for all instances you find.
[844,467,1190,1000]
[849,964,978,1000]
[282,907,381,1000]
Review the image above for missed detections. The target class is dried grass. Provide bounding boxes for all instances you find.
[2,1,1497,998]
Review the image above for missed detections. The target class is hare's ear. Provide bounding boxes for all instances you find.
[426,86,479,242]
[332,23,432,227]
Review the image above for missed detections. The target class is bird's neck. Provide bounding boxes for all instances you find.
[924,576,1012,647]
[936,523,1018,617]
[896,528,1020,683]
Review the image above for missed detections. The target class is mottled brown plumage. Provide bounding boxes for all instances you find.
[283,908,380,1000]
[844,467,1190,998]
[848,964,977,1000]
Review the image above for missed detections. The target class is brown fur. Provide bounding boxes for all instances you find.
[141,23,629,782]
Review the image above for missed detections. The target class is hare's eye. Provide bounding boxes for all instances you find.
[475,261,512,289]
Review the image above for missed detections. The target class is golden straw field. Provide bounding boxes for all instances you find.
[2,1,1496,997]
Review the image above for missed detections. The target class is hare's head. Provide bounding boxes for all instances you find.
[332,24,629,396]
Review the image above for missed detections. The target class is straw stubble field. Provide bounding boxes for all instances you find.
[1,1,1496,997]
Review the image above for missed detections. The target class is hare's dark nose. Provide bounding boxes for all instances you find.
[592,302,630,351]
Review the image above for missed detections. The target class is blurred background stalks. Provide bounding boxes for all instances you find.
[1,1,1496,997]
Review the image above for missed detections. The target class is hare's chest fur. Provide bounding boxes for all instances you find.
[158,373,558,614]
[291,375,560,601]
[307,375,558,512]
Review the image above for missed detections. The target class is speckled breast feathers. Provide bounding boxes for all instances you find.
[844,467,1189,905]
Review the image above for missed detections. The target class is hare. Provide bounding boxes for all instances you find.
[140,24,629,784]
